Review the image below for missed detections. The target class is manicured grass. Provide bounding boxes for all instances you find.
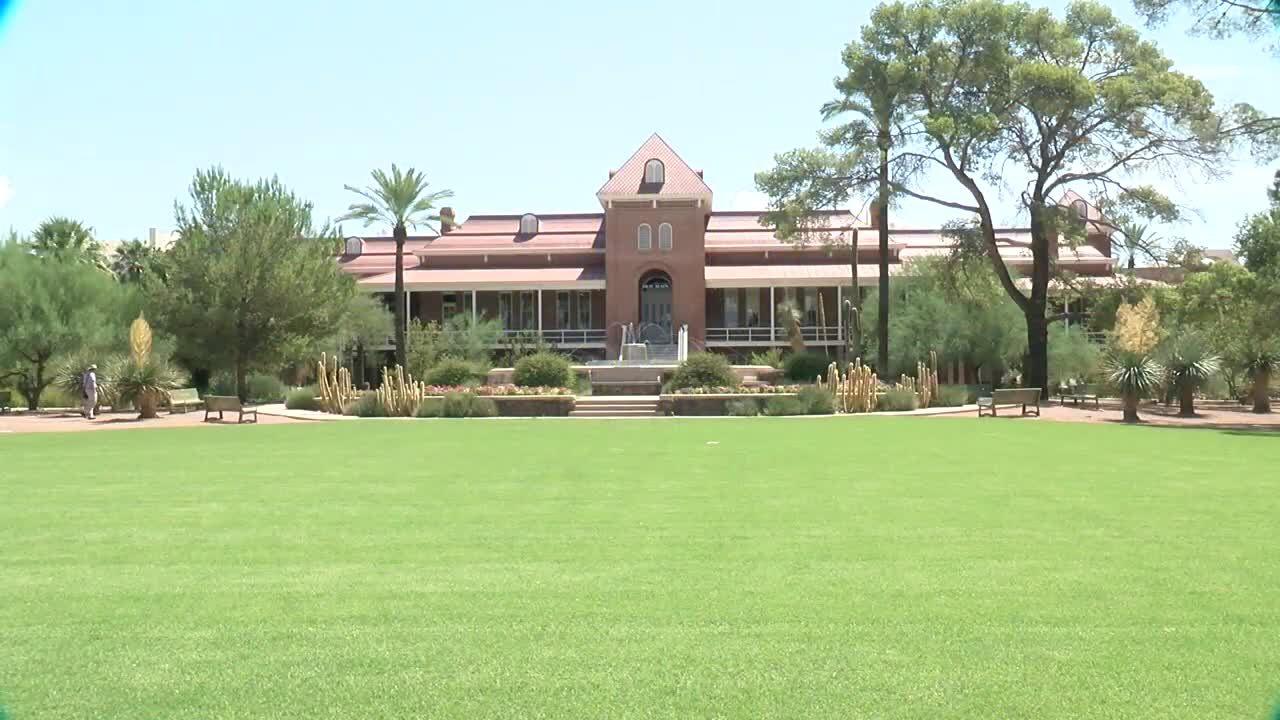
[2,418,1278,718]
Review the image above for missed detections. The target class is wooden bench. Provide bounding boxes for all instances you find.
[203,395,258,424]
[977,387,1042,417]
[168,387,202,413]
[0,390,11,414]
[1056,384,1100,408]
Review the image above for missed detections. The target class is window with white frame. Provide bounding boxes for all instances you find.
[658,223,672,250]
[556,291,571,329]
[637,223,652,250]
[745,290,760,327]
[520,213,539,235]
[725,291,740,328]
[803,288,817,325]
[344,237,362,255]
[644,159,664,184]
[576,290,592,329]
[499,292,513,330]
[519,291,536,330]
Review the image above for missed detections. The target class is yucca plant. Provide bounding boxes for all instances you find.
[114,359,186,419]
[1159,333,1221,417]
[1104,348,1163,423]
[1233,338,1280,414]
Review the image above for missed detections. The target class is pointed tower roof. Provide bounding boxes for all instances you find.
[596,134,713,207]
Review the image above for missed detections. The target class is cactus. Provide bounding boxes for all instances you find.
[376,365,429,417]
[129,314,152,367]
[317,352,356,414]
[823,359,878,413]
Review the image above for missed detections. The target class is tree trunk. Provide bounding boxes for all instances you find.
[355,341,366,388]
[1178,381,1196,417]
[1122,392,1140,423]
[847,228,862,364]
[393,223,408,369]
[234,351,248,403]
[1253,368,1272,414]
[1023,308,1049,396]
[877,134,891,378]
[138,391,160,419]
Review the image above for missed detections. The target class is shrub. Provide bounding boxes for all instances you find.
[209,372,287,402]
[665,352,738,391]
[513,351,573,387]
[784,350,831,383]
[934,385,969,407]
[747,348,785,369]
[285,386,320,411]
[350,392,387,417]
[414,398,442,418]
[877,388,919,412]
[442,391,498,418]
[796,386,835,415]
[37,384,80,409]
[726,399,760,416]
[427,358,483,387]
[763,395,806,416]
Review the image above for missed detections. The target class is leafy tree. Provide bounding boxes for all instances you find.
[1133,0,1280,43]
[339,165,453,368]
[823,0,1276,396]
[1048,324,1102,388]
[1159,331,1221,416]
[152,168,356,401]
[333,293,394,384]
[30,216,106,269]
[110,239,166,284]
[1235,169,1280,277]
[0,244,125,409]
[862,256,1025,381]
[756,47,915,374]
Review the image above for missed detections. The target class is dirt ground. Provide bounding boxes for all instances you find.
[947,398,1280,431]
[0,408,299,433]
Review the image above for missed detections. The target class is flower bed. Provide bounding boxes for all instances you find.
[668,385,803,395]
[660,392,798,416]
[422,384,571,397]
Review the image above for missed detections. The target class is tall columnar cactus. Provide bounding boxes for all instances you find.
[824,359,878,413]
[376,365,429,417]
[317,352,356,415]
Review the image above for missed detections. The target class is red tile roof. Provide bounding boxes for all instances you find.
[597,134,713,200]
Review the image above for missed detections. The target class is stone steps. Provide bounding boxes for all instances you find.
[570,396,661,418]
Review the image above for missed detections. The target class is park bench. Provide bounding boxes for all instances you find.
[203,395,258,424]
[1056,384,1100,409]
[977,387,1042,417]
[167,388,202,413]
[0,390,10,414]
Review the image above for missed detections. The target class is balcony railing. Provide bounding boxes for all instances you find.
[705,326,843,345]
[499,328,607,346]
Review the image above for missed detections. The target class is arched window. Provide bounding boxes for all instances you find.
[658,223,673,250]
[519,213,539,235]
[1071,199,1088,221]
[344,237,363,256]
[637,223,652,250]
[644,159,664,184]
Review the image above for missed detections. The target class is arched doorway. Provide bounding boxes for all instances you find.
[638,271,673,343]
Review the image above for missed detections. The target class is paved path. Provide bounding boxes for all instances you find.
[0,408,299,434]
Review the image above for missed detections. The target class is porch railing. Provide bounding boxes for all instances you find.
[704,326,843,344]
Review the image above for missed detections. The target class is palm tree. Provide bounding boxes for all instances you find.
[111,239,162,283]
[1114,221,1161,272]
[31,216,106,268]
[1160,332,1220,417]
[339,165,453,368]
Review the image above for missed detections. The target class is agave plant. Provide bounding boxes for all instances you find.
[114,358,186,419]
[1104,348,1164,423]
[1159,333,1221,417]
[1232,338,1280,414]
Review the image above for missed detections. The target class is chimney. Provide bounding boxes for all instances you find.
[608,170,616,179]
[440,207,455,234]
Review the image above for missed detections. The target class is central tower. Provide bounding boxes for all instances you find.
[597,134,712,356]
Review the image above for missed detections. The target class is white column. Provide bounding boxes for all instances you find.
[537,290,543,336]
[836,285,843,343]
[472,290,478,324]
[769,286,776,344]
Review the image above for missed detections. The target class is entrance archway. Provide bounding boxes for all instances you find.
[638,271,673,343]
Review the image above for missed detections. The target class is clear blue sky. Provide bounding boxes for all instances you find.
[0,0,1276,248]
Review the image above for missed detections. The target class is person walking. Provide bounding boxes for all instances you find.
[82,364,98,420]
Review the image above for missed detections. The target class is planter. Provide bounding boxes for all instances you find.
[488,395,575,417]
[660,393,797,416]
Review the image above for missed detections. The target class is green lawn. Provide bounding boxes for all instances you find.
[2,418,1278,719]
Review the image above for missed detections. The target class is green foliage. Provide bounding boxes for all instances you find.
[30,216,105,268]
[763,395,807,416]
[862,257,1025,376]
[285,386,321,411]
[1048,325,1102,388]
[350,392,388,418]
[1104,349,1164,398]
[877,388,919,412]
[442,391,497,418]
[726,399,761,416]
[666,352,738,391]
[513,351,573,387]
[0,244,129,409]
[934,385,970,407]
[1235,171,1280,279]
[1160,332,1221,387]
[796,385,835,415]
[784,350,831,382]
[414,398,443,418]
[441,314,502,365]
[110,239,166,284]
[212,372,286,402]
[151,168,356,400]
[1134,0,1280,43]
[113,358,187,409]
[427,358,484,387]
[747,348,785,369]
[405,320,443,380]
